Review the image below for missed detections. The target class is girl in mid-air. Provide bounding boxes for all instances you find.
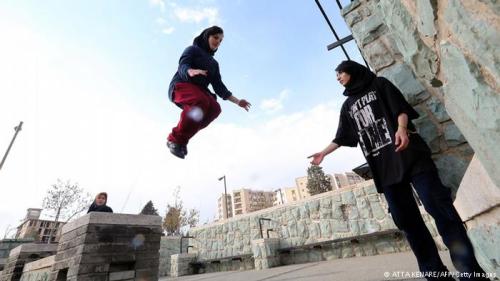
[166,26,251,159]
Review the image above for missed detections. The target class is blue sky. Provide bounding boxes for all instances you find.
[0,0,366,233]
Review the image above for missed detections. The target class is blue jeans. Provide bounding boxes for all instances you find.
[383,170,489,281]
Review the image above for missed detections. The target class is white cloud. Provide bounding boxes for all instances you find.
[162,26,175,34]
[173,7,220,25]
[156,17,166,25]
[150,0,166,13]
[260,89,289,113]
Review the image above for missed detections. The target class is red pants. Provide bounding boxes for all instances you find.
[168,82,221,145]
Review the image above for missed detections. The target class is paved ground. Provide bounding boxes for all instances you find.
[161,251,459,281]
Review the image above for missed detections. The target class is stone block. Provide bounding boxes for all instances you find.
[341,191,356,205]
[320,221,332,238]
[370,201,387,220]
[365,40,394,71]
[345,10,363,27]
[425,95,450,122]
[109,270,134,281]
[414,115,441,153]
[443,122,466,146]
[440,41,499,186]
[416,0,437,37]
[443,0,499,83]
[379,64,428,106]
[351,12,387,46]
[331,220,349,233]
[341,0,361,17]
[433,153,470,194]
[61,213,161,234]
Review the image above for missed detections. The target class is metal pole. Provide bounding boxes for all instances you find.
[314,0,351,60]
[218,175,228,220]
[0,121,23,171]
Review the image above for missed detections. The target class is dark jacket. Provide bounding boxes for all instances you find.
[333,61,435,192]
[87,202,113,214]
[168,45,232,104]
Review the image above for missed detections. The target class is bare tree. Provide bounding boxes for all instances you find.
[42,179,92,243]
[162,186,200,236]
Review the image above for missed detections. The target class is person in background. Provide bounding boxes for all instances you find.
[87,192,113,213]
[309,60,489,281]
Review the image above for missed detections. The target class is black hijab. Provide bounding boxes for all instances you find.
[193,26,224,56]
[87,193,113,213]
[335,60,376,96]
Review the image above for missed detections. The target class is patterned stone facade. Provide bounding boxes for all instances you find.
[186,181,443,273]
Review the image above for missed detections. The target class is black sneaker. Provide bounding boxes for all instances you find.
[181,145,188,156]
[167,141,185,159]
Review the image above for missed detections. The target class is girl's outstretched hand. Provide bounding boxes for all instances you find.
[308,152,325,166]
[238,99,251,111]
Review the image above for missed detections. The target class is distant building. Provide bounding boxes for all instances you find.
[216,193,233,220]
[294,176,312,199]
[15,208,65,243]
[232,189,275,216]
[273,189,286,206]
[332,172,365,189]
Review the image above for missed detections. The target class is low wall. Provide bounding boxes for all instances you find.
[0,243,57,281]
[188,181,443,270]
[0,239,35,271]
[158,236,183,277]
[19,255,55,281]
[454,156,500,276]
[49,212,162,281]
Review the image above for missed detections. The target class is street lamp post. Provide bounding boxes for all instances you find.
[0,121,23,172]
[218,175,228,219]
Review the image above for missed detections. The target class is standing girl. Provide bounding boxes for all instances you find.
[309,60,489,281]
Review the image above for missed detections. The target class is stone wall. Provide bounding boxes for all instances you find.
[341,0,483,196]
[158,236,183,277]
[453,156,500,276]
[188,181,443,270]
[48,212,162,281]
[0,243,57,281]
[0,240,35,271]
[341,0,499,275]
[19,256,54,281]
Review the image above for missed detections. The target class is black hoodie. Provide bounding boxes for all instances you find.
[168,26,232,106]
[87,202,113,213]
[333,60,435,192]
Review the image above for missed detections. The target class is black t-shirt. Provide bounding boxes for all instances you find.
[333,77,435,193]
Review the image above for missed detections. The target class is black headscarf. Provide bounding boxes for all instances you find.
[335,60,376,96]
[193,26,224,56]
[87,193,113,213]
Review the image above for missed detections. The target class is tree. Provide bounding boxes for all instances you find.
[140,200,159,215]
[42,179,92,242]
[162,186,200,236]
[306,165,332,195]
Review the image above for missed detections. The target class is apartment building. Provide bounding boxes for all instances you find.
[15,208,65,243]
[232,189,275,216]
[216,193,233,220]
[332,172,365,189]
